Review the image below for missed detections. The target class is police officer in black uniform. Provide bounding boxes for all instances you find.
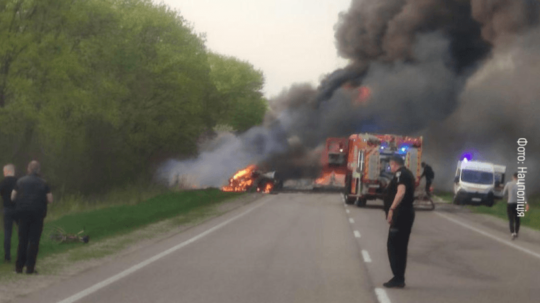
[11,161,53,274]
[383,156,416,288]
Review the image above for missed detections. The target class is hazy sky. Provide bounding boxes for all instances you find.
[161,0,352,98]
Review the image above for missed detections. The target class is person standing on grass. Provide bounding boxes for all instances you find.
[503,173,520,240]
[11,161,53,274]
[0,164,18,262]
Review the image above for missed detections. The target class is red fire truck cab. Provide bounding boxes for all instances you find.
[344,133,423,206]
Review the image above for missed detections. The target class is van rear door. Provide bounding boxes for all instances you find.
[493,165,506,198]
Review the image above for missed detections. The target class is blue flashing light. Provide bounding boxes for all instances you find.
[397,145,409,154]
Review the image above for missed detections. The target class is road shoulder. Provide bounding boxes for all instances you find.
[0,193,264,303]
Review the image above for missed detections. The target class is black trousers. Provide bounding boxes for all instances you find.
[507,204,520,234]
[16,211,44,273]
[387,207,415,282]
[425,179,432,196]
[3,208,17,261]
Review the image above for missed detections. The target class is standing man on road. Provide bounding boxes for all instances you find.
[503,173,521,240]
[0,164,18,262]
[11,161,53,274]
[420,162,434,196]
[383,156,416,288]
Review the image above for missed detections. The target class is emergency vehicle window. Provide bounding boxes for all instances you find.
[328,153,346,166]
[461,170,493,185]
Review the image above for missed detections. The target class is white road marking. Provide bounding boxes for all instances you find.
[56,197,272,303]
[349,218,355,224]
[375,288,392,303]
[354,230,361,238]
[361,250,372,263]
[346,209,350,214]
[435,211,540,260]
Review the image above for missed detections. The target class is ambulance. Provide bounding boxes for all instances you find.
[453,160,506,207]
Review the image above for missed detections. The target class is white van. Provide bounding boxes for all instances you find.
[453,160,506,207]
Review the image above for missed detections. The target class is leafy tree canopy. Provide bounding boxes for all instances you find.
[0,0,267,193]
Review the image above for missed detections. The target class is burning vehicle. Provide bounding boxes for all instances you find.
[222,165,282,194]
[313,137,349,191]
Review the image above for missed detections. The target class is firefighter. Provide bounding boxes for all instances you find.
[420,162,434,196]
[383,155,415,288]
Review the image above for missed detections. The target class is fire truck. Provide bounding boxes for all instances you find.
[313,137,349,191]
[343,133,424,206]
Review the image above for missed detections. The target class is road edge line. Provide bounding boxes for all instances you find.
[56,197,272,303]
[435,211,540,260]
[374,288,392,303]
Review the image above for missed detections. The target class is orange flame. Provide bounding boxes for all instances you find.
[355,86,371,105]
[221,165,258,192]
[263,182,273,194]
[341,84,371,106]
[314,171,346,187]
[315,172,333,185]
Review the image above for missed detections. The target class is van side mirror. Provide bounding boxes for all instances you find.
[454,176,459,183]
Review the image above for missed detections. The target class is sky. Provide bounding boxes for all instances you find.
[160,0,352,98]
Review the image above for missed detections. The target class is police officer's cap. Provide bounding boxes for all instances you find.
[390,155,404,166]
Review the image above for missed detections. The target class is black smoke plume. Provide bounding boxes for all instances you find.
[159,0,540,194]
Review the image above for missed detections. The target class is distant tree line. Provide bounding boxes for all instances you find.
[0,0,267,194]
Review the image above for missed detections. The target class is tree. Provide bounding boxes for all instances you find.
[0,0,267,194]
[208,53,267,132]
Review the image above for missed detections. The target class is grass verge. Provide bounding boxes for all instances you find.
[0,189,243,276]
[467,195,540,230]
[44,184,168,221]
[437,191,540,231]
[434,192,454,203]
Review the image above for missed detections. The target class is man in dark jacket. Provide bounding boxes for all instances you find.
[11,161,53,274]
[420,162,434,196]
[0,164,17,262]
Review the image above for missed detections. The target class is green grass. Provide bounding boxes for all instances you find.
[44,184,168,221]
[434,192,454,203]
[468,195,540,230]
[436,192,540,231]
[0,189,243,275]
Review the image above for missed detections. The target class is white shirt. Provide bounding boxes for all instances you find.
[503,180,518,203]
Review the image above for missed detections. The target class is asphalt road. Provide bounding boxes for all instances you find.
[11,193,540,303]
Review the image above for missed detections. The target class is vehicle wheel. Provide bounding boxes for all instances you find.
[356,197,367,207]
[453,196,461,205]
[486,198,494,207]
[344,175,356,205]
[427,197,435,210]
